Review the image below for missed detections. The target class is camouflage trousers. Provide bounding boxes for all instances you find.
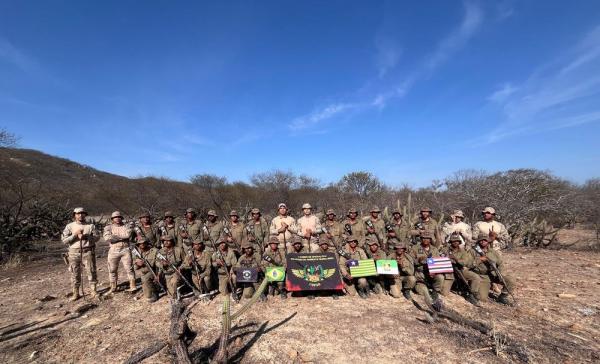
[163,273,181,297]
[191,273,212,293]
[233,278,260,299]
[139,271,158,300]
[389,275,417,298]
[474,272,515,301]
[343,277,368,296]
[107,243,135,285]
[68,247,97,288]
[414,271,445,303]
[217,273,232,294]
[445,269,481,296]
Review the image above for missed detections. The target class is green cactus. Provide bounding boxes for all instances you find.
[231,278,269,320]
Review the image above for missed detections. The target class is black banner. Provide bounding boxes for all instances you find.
[285,252,344,291]
[236,267,258,283]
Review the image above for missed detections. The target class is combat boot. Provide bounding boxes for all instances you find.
[497,293,511,305]
[280,290,287,299]
[128,278,137,292]
[89,283,98,297]
[466,294,481,307]
[70,286,81,301]
[107,281,117,294]
[402,290,412,300]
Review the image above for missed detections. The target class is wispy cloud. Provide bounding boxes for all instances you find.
[0,36,40,74]
[374,36,402,78]
[481,25,600,144]
[289,103,357,131]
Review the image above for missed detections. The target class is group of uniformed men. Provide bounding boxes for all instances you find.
[61,202,515,308]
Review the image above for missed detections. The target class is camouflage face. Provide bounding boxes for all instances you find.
[450,239,461,248]
[420,211,430,219]
[369,244,378,253]
[478,238,489,248]
[165,216,174,224]
[370,211,379,219]
[349,239,358,247]
[326,213,335,220]
[163,239,174,248]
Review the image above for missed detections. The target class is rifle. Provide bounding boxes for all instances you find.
[365,219,383,249]
[344,223,352,236]
[202,225,239,302]
[474,245,517,304]
[222,226,241,251]
[187,249,205,294]
[156,250,201,298]
[446,250,470,291]
[245,224,263,252]
[130,244,167,294]
[79,236,86,300]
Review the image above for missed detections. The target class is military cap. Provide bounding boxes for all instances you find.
[346,236,359,243]
[451,210,465,218]
[164,211,174,218]
[319,238,333,247]
[366,239,380,247]
[420,207,432,212]
[241,241,254,249]
[73,207,87,214]
[420,231,434,240]
[192,239,204,245]
[136,237,150,245]
[217,235,228,244]
[278,203,287,209]
[370,206,381,213]
[138,211,151,218]
[392,209,403,215]
[292,236,303,245]
[394,242,407,250]
[251,208,261,214]
[268,236,280,245]
[448,233,462,242]
[347,207,358,215]
[207,210,217,216]
[326,208,336,215]
[477,233,490,242]
[185,208,197,214]
[387,237,400,248]
[161,235,174,241]
[229,210,239,216]
[111,211,123,219]
[302,203,312,209]
[482,207,496,214]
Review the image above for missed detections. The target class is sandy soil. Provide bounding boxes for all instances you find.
[1,239,599,363]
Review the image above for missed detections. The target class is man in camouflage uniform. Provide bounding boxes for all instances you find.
[441,210,472,248]
[296,203,322,252]
[314,237,341,300]
[270,203,297,252]
[157,235,186,297]
[365,238,387,295]
[339,236,369,298]
[135,211,160,248]
[387,209,411,247]
[342,207,366,247]
[441,233,481,306]
[132,238,160,302]
[179,208,203,252]
[212,236,237,295]
[288,236,307,254]
[159,211,179,246]
[104,211,136,294]
[205,210,224,247]
[470,233,516,305]
[224,210,244,254]
[410,231,444,310]
[185,239,213,293]
[61,207,99,300]
[233,242,264,300]
[388,242,416,299]
[410,207,442,247]
[320,209,344,248]
[472,207,510,251]
[365,206,387,251]
[244,208,269,253]
[261,236,287,299]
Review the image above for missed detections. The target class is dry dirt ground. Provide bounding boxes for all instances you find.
[1,238,600,364]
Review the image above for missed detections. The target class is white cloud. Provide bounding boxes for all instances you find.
[289,103,357,131]
[487,83,518,103]
[0,36,39,74]
[374,37,402,78]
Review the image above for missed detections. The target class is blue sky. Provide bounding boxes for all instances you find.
[1,0,600,187]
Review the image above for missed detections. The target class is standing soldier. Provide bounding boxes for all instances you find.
[410,231,444,310]
[320,209,344,248]
[104,211,136,294]
[365,206,386,251]
[205,210,224,248]
[339,236,369,298]
[179,208,203,252]
[365,238,387,295]
[388,243,416,299]
[342,208,366,247]
[270,203,297,252]
[132,238,160,302]
[157,235,185,297]
[470,233,516,305]
[159,211,179,246]
[135,211,160,248]
[296,203,322,252]
[387,209,410,247]
[224,210,244,254]
[61,207,99,300]
[472,207,510,251]
[441,210,472,248]
[261,236,287,299]
[441,233,481,306]
[185,239,213,293]
[244,208,269,253]
[410,207,442,247]
[212,236,237,296]
[232,242,264,300]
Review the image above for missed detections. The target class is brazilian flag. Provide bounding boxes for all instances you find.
[266,266,285,282]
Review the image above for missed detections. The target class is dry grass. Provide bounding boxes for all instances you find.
[0,254,23,271]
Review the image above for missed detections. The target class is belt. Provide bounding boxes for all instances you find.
[110,242,128,249]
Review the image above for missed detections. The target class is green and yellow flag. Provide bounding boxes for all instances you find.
[266,266,285,282]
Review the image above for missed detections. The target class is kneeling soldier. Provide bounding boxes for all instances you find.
[389,242,416,299]
[365,238,387,295]
[339,237,369,298]
[186,239,213,293]
[233,242,264,300]
[157,235,185,297]
[442,233,481,306]
[133,238,160,302]
[261,236,287,299]
[212,236,237,295]
[470,233,516,305]
[410,231,444,310]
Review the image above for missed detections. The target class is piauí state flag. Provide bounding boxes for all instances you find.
[347,259,377,277]
[376,259,399,275]
[266,266,285,282]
